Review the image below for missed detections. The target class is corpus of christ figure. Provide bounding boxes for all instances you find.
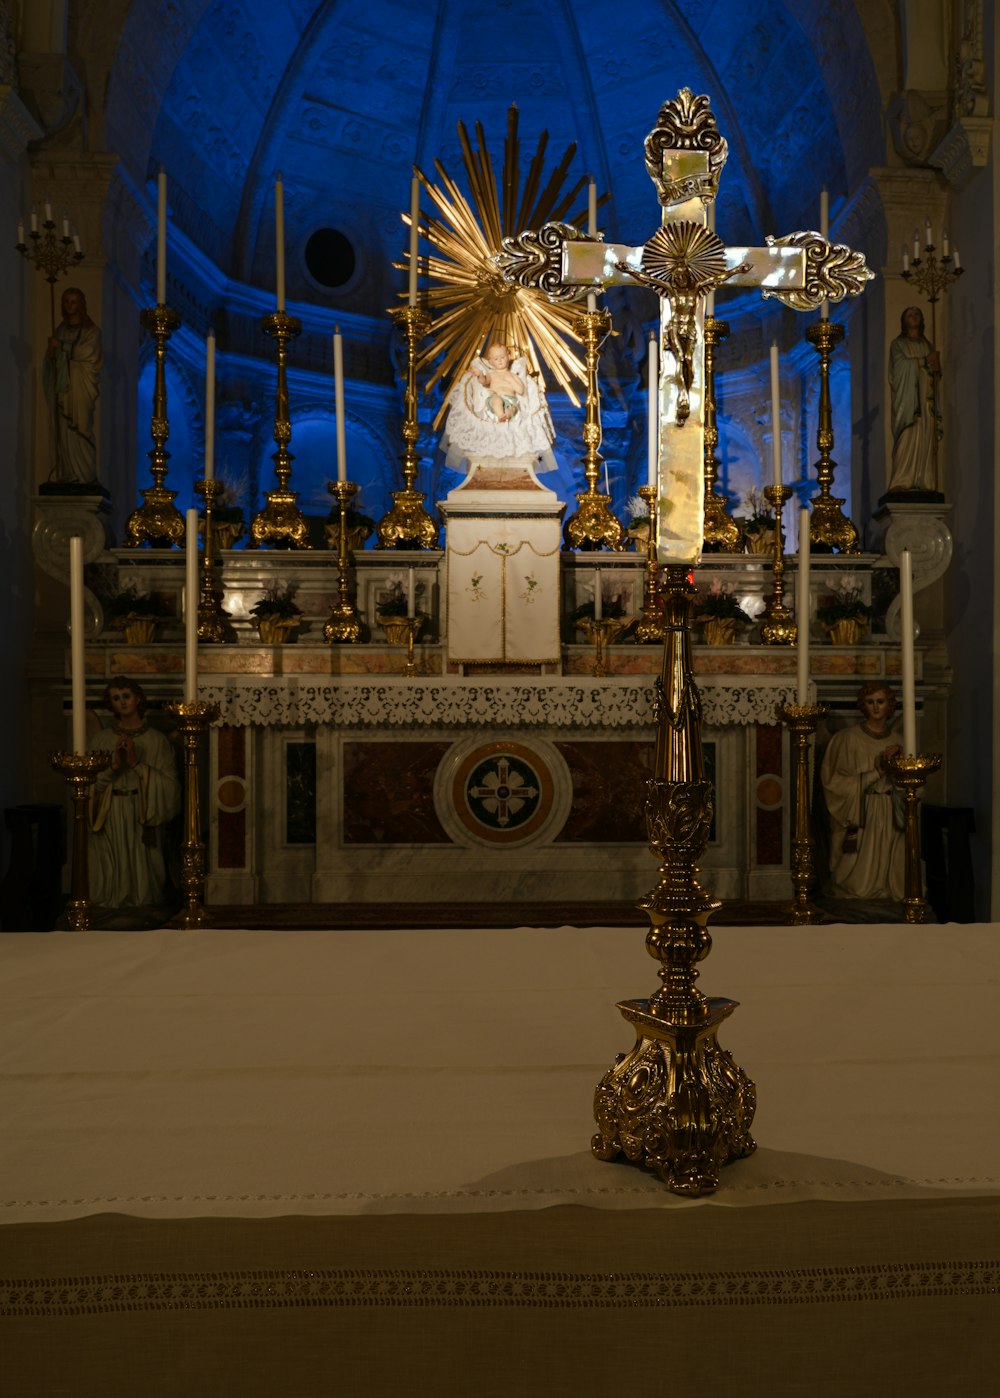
[497,87,874,565]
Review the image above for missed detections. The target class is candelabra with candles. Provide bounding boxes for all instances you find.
[126,304,186,547]
[702,316,742,551]
[250,312,310,548]
[760,484,796,645]
[902,225,963,348]
[377,306,439,548]
[15,202,85,328]
[564,306,625,551]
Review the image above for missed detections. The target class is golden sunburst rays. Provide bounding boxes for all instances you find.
[399,106,608,429]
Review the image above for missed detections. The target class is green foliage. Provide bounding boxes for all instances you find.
[249,582,302,619]
[694,592,753,624]
[103,585,173,621]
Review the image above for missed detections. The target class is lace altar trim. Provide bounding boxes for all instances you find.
[2,1259,995,1316]
[197,681,796,729]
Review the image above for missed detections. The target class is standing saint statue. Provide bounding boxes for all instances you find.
[820,681,905,902]
[439,342,556,474]
[89,677,181,914]
[44,286,102,486]
[887,305,941,494]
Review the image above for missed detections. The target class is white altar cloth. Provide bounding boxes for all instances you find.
[2,923,998,1395]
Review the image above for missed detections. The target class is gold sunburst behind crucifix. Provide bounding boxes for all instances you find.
[400,106,608,429]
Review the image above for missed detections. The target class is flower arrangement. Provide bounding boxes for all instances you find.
[817,588,872,644]
[103,585,173,625]
[376,581,409,617]
[694,591,753,624]
[249,582,303,620]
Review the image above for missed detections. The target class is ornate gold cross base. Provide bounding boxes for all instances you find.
[592,567,756,1196]
[886,753,942,923]
[593,996,757,1196]
[164,701,220,928]
[51,751,111,930]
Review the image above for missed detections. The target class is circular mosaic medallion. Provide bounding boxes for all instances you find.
[447,740,559,846]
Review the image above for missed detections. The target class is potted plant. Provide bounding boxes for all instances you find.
[694,591,753,645]
[375,581,413,644]
[201,482,246,551]
[249,582,303,644]
[740,488,774,556]
[817,593,872,645]
[103,585,173,644]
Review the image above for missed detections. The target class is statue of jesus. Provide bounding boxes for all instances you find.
[439,341,557,474]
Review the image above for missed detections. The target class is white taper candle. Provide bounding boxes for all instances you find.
[69,536,85,754]
[587,178,597,313]
[796,508,810,705]
[900,550,916,757]
[770,342,782,490]
[647,333,658,487]
[156,167,167,305]
[407,568,415,619]
[333,326,347,482]
[204,331,215,482]
[408,173,419,307]
[185,510,198,704]
[275,174,286,312]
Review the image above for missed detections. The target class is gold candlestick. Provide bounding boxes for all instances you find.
[379,614,426,677]
[164,700,220,928]
[564,307,625,551]
[578,616,621,677]
[702,316,742,551]
[634,484,665,643]
[250,312,310,549]
[377,306,438,549]
[50,751,112,930]
[760,483,797,646]
[777,702,829,925]
[885,753,942,923]
[126,306,186,548]
[805,318,858,554]
[194,479,229,642]
[323,479,363,643]
[592,565,756,1196]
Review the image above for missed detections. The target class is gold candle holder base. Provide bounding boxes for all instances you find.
[250,312,310,550]
[760,483,797,646]
[324,479,364,643]
[379,614,426,676]
[777,702,829,925]
[564,307,625,552]
[163,700,220,928]
[885,752,942,924]
[591,566,756,1196]
[805,319,858,555]
[194,479,230,643]
[578,616,620,676]
[126,306,186,549]
[634,484,665,643]
[51,751,112,930]
[377,306,438,550]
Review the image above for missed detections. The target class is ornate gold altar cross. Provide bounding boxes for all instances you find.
[498,88,872,564]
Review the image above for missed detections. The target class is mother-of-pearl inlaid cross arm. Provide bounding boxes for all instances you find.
[495,88,874,565]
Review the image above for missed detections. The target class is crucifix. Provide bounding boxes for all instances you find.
[497,87,873,565]
[497,90,874,1197]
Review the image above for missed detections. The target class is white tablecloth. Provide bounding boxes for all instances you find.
[2,923,998,1395]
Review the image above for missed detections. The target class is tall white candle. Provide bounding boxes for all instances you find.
[61,211,70,239]
[587,178,598,313]
[407,567,415,619]
[647,333,658,487]
[185,509,198,704]
[953,245,961,270]
[69,535,86,755]
[900,549,916,757]
[408,173,419,307]
[275,173,286,312]
[44,197,52,224]
[796,508,810,705]
[769,342,782,490]
[942,230,949,258]
[594,569,602,622]
[820,189,830,317]
[156,167,167,305]
[204,331,216,481]
[706,200,716,316]
[902,248,909,272]
[30,207,38,234]
[924,219,932,248]
[333,326,347,482]
[912,229,920,260]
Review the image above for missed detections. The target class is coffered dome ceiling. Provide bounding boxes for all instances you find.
[105,0,884,317]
